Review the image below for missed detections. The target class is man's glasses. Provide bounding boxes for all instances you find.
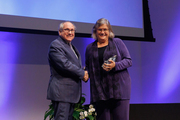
[63,29,75,33]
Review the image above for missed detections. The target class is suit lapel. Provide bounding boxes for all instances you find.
[58,37,82,67]
[72,45,82,67]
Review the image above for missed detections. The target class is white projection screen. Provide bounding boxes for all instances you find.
[0,0,154,41]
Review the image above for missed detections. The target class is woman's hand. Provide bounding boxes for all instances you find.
[102,60,115,71]
[83,71,89,82]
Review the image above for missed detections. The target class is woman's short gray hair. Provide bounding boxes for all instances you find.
[92,18,115,40]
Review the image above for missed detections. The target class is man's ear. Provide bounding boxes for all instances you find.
[58,30,62,36]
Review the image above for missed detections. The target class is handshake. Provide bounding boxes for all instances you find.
[83,70,89,82]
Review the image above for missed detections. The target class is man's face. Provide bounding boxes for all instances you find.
[59,22,75,43]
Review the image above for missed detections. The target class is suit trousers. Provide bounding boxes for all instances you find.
[95,99,130,120]
[52,101,75,120]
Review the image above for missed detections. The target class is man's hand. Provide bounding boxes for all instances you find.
[83,71,89,82]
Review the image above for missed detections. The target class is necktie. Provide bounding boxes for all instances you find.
[69,43,78,59]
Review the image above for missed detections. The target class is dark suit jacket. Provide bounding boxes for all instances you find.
[47,36,84,103]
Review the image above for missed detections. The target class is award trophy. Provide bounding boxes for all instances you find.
[102,55,117,67]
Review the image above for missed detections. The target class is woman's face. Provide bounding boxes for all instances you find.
[96,24,110,42]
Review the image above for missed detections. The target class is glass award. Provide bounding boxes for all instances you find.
[102,55,117,67]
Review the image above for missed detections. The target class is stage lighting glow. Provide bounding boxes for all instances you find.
[157,12,180,102]
[0,32,19,106]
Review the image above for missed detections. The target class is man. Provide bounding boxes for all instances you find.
[47,21,88,120]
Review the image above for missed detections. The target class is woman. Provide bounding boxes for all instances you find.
[85,18,132,120]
